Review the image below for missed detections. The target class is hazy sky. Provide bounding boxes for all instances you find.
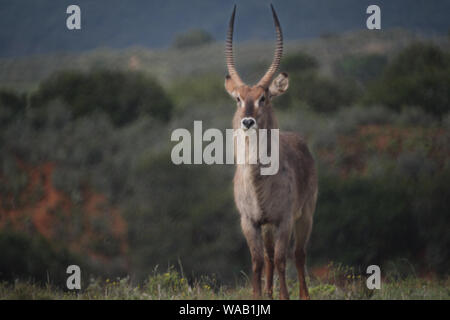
[0,0,449,56]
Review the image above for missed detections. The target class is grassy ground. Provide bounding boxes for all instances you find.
[1,265,448,300]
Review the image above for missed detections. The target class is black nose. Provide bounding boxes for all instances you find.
[242,118,255,129]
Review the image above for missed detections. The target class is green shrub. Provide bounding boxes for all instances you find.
[310,167,450,274]
[125,150,247,283]
[365,43,450,117]
[334,54,388,85]
[288,74,361,113]
[0,231,86,286]
[169,74,228,110]
[278,52,361,112]
[0,153,28,207]
[281,52,319,74]
[334,105,394,134]
[0,89,26,128]
[30,70,173,126]
[394,106,437,127]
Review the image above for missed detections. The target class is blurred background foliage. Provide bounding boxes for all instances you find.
[29,70,173,126]
[364,43,450,118]
[0,27,449,287]
[172,29,214,49]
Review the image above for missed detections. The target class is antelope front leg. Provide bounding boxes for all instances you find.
[274,225,290,300]
[295,247,310,300]
[262,227,274,299]
[264,255,274,299]
[241,217,264,299]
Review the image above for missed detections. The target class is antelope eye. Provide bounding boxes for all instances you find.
[259,96,265,104]
[236,97,241,103]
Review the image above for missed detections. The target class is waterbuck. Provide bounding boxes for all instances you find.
[224,5,318,300]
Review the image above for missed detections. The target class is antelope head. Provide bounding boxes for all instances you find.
[225,4,289,131]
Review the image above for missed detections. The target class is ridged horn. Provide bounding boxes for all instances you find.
[225,5,244,86]
[257,4,283,88]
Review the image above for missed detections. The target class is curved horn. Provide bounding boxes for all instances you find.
[257,4,283,88]
[225,5,244,86]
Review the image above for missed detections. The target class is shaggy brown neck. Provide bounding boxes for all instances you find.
[233,104,279,183]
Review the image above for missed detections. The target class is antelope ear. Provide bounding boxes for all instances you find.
[269,72,289,97]
[224,75,238,97]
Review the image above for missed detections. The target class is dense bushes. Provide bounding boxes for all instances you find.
[282,52,319,74]
[30,70,173,126]
[365,43,450,117]
[169,74,229,110]
[125,152,247,282]
[311,167,450,274]
[294,76,360,113]
[0,40,449,286]
[0,89,26,128]
[1,96,247,283]
[0,231,87,286]
[279,53,361,112]
[282,44,449,116]
[334,54,388,85]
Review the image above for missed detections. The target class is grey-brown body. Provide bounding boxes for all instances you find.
[234,132,317,228]
[233,119,317,300]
